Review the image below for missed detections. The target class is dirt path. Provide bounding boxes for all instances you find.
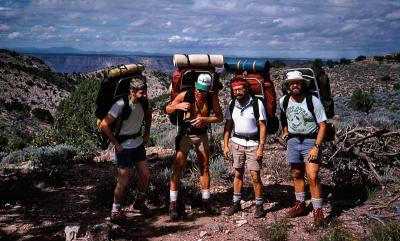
[0,146,393,241]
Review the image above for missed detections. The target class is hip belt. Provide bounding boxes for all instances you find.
[233,133,259,141]
[116,132,141,143]
[288,132,317,141]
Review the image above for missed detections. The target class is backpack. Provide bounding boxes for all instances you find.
[168,54,224,126]
[225,59,279,135]
[95,64,149,134]
[283,65,334,118]
[281,94,335,142]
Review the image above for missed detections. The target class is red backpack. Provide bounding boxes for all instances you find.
[228,72,279,134]
[169,67,223,126]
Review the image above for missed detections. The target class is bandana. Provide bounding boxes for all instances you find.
[231,81,246,88]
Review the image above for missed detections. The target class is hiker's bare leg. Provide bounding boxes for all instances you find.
[114,167,131,204]
[250,170,263,198]
[305,162,321,199]
[290,163,305,193]
[233,168,244,194]
[134,160,150,193]
[196,147,210,190]
[170,150,188,191]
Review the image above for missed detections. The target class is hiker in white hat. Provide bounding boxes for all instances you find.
[165,72,223,220]
[279,70,328,226]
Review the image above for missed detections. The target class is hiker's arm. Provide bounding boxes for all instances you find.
[100,114,122,154]
[307,121,327,162]
[223,119,233,160]
[143,107,152,145]
[165,92,191,114]
[257,120,267,161]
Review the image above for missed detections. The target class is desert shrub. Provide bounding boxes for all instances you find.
[149,93,169,111]
[0,135,8,152]
[374,56,385,62]
[271,59,286,68]
[368,220,400,241]
[339,58,351,65]
[318,225,355,241]
[151,70,170,88]
[31,108,54,123]
[326,59,338,68]
[2,144,77,164]
[381,75,391,82]
[355,55,367,62]
[347,88,375,114]
[54,77,101,152]
[4,100,31,113]
[393,83,400,90]
[258,219,291,241]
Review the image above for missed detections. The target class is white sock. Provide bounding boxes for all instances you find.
[112,203,121,212]
[170,190,178,202]
[295,192,306,202]
[311,198,323,209]
[201,189,210,200]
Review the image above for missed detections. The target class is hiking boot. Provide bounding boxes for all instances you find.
[225,202,241,216]
[313,208,324,226]
[110,210,126,223]
[287,201,306,218]
[254,204,265,218]
[202,199,220,215]
[133,201,152,217]
[169,201,179,221]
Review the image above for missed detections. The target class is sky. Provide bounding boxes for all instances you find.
[0,0,399,59]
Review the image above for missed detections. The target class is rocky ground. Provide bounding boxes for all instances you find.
[1,55,400,240]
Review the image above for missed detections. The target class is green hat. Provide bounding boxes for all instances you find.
[195,73,212,92]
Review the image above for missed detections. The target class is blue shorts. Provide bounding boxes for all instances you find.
[286,138,320,163]
[114,144,146,168]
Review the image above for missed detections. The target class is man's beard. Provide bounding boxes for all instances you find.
[235,94,244,100]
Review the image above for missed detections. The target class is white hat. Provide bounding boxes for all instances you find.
[282,71,310,86]
[196,73,212,92]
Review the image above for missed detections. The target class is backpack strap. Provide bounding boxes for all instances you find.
[115,96,130,137]
[252,97,260,122]
[282,94,291,113]
[305,94,318,124]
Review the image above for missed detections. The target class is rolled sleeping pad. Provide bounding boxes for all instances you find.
[173,54,224,68]
[224,59,270,73]
[106,63,145,79]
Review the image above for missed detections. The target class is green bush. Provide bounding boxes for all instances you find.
[326,59,338,68]
[393,83,400,90]
[270,60,286,68]
[0,135,8,152]
[339,58,351,65]
[258,219,291,241]
[54,77,101,152]
[355,55,367,62]
[32,108,54,123]
[368,220,400,241]
[318,226,355,241]
[347,88,375,114]
[381,75,391,82]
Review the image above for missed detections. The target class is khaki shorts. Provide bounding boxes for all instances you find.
[177,134,210,154]
[230,141,261,171]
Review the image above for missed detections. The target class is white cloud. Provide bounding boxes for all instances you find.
[129,19,147,27]
[168,35,198,44]
[0,7,11,11]
[0,24,10,31]
[31,25,57,33]
[74,27,95,33]
[8,32,22,39]
[341,23,359,32]
[386,11,400,20]
[182,27,193,33]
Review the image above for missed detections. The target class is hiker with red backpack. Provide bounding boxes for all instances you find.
[99,76,152,222]
[166,73,223,220]
[279,70,327,225]
[223,78,267,218]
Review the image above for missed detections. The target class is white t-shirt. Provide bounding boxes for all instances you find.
[279,95,327,135]
[108,98,144,149]
[225,97,267,147]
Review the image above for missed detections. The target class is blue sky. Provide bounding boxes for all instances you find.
[0,0,399,59]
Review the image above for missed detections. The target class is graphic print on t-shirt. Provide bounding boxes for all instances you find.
[287,106,314,133]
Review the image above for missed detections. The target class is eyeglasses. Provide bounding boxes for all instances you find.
[232,87,245,93]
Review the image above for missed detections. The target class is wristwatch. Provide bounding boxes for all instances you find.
[314,144,321,149]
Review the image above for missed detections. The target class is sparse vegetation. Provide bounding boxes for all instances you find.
[258,219,291,241]
[31,107,54,123]
[271,59,286,68]
[355,55,367,62]
[347,88,375,114]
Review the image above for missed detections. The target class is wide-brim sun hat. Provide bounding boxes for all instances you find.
[282,70,310,87]
[196,73,212,92]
